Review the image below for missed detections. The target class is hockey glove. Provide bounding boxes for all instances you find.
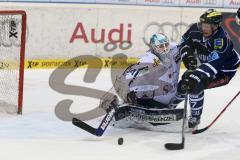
[180,70,208,94]
[180,40,197,70]
[126,91,138,104]
[182,54,197,70]
[99,94,119,112]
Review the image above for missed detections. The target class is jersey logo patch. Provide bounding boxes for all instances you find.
[153,58,160,67]
[214,38,223,49]
[208,51,219,62]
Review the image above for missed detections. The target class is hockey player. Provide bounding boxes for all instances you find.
[99,33,182,128]
[170,9,240,129]
[236,8,240,25]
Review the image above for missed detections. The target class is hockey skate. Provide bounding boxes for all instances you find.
[188,116,200,129]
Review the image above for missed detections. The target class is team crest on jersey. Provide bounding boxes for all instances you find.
[214,38,224,49]
[208,51,219,62]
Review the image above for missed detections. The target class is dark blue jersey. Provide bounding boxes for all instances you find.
[180,23,240,77]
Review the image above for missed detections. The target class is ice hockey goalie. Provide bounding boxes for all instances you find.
[100,33,182,129]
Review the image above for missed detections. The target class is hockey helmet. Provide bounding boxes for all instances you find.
[200,9,222,25]
[149,33,170,64]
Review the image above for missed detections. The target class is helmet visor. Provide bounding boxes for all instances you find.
[153,42,170,54]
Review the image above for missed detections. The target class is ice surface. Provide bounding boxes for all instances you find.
[0,69,239,160]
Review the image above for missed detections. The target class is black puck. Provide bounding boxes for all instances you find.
[118,137,124,145]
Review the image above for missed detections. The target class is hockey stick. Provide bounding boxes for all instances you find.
[165,94,188,150]
[72,107,116,137]
[192,90,240,134]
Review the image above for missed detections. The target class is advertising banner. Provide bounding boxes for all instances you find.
[7,0,50,1]
[6,0,95,2]
[67,6,185,58]
[223,0,240,8]
[51,0,96,3]
[2,0,240,9]
[96,0,137,4]
[179,0,223,7]
[0,3,237,61]
[137,0,180,6]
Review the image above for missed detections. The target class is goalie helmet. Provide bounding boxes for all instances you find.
[200,9,222,25]
[149,33,170,65]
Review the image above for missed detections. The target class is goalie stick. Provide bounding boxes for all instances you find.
[192,90,240,134]
[164,94,188,150]
[72,107,116,137]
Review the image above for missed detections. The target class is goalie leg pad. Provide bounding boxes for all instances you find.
[112,104,184,128]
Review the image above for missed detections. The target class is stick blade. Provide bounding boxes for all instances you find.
[72,118,97,136]
[192,127,208,134]
[164,143,184,150]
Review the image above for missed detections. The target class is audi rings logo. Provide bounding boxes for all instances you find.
[104,40,132,52]
[0,18,23,47]
[142,22,190,45]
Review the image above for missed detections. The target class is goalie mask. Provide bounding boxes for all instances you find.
[149,33,170,65]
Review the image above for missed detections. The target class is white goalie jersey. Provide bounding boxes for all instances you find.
[116,42,181,105]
